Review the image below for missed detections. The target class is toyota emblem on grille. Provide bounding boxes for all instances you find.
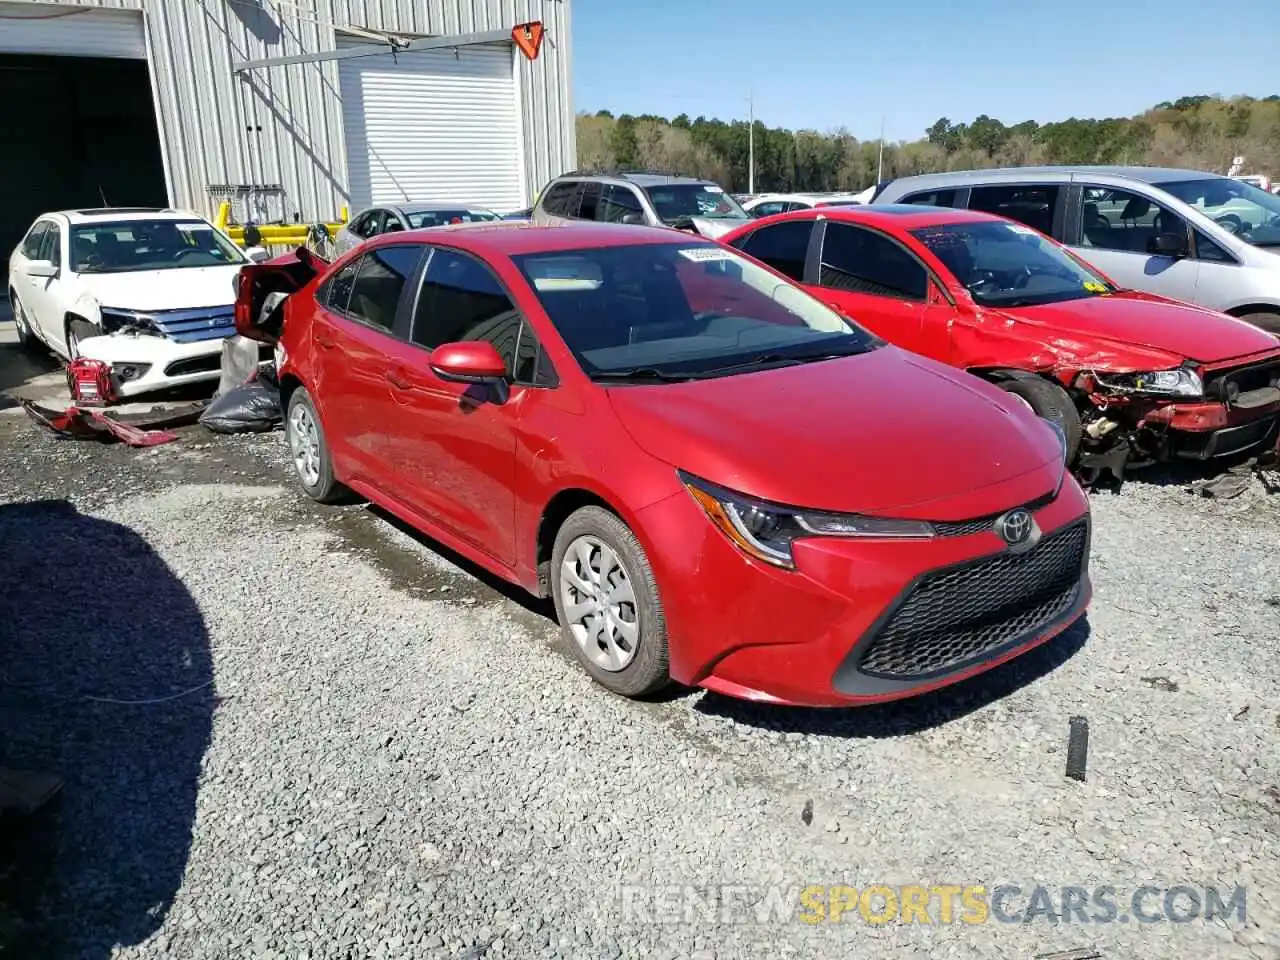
[994,508,1035,549]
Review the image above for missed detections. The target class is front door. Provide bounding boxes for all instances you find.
[1071,185,1201,304]
[379,245,524,565]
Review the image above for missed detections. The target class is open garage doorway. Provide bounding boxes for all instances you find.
[0,53,167,273]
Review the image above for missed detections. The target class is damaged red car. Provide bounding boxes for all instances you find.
[721,206,1280,479]
[235,223,1090,707]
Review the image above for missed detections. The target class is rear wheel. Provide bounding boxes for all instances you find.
[9,293,37,351]
[1236,312,1280,336]
[285,387,347,504]
[997,376,1082,463]
[550,506,670,698]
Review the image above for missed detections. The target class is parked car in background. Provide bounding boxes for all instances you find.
[721,205,1280,477]
[532,170,751,239]
[335,201,501,254]
[742,192,864,217]
[7,207,255,396]
[234,221,1090,707]
[871,167,1280,334]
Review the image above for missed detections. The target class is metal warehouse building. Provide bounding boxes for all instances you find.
[0,0,574,256]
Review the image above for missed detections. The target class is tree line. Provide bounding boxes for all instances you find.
[575,95,1280,193]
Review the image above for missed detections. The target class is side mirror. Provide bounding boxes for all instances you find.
[428,341,507,383]
[1149,232,1188,258]
[621,213,646,225]
[26,259,58,278]
[245,246,271,263]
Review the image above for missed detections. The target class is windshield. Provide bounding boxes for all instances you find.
[643,184,748,224]
[511,242,879,381]
[71,219,245,273]
[404,208,499,228]
[1159,177,1280,247]
[912,220,1116,307]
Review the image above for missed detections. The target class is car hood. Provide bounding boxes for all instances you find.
[606,347,1063,517]
[687,216,753,239]
[75,265,243,311]
[996,292,1277,366]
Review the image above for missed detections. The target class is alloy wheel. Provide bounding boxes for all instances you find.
[559,535,640,672]
[288,403,322,487]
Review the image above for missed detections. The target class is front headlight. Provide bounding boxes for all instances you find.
[1095,367,1203,398]
[680,471,934,569]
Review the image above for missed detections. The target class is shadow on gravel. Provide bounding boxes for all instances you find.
[0,337,61,411]
[0,500,213,958]
[693,617,1091,738]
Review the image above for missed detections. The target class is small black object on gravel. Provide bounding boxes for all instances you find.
[1066,716,1089,783]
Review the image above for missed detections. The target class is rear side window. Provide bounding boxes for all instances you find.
[727,220,813,282]
[325,256,362,314]
[346,245,422,330]
[969,185,1059,236]
[819,223,926,300]
[22,222,49,259]
[901,189,958,208]
[540,181,580,217]
[576,182,602,221]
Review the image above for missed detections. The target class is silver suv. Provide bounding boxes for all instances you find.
[531,170,751,239]
[872,166,1280,334]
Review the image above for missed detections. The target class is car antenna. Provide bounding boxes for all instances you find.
[98,185,109,206]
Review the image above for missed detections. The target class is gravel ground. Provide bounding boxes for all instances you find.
[1,373,1278,959]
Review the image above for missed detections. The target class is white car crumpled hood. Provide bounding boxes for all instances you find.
[76,265,242,311]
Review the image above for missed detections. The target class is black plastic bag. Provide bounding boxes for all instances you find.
[199,372,281,434]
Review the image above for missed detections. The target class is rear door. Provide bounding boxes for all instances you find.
[810,220,929,353]
[309,244,425,487]
[723,217,816,283]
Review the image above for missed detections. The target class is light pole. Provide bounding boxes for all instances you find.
[748,90,755,194]
[876,115,885,184]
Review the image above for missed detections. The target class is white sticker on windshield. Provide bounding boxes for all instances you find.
[180,223,214,231]
[677,247,732,262]
[704,185,724,194]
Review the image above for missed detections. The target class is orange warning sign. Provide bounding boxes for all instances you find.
[512,21,544,61]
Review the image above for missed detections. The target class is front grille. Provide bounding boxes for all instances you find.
[1204,358,1280,401]
[1174,414,1279,460]
[148,307,236,344]
[931,490,1055,538]
[856,521,1088,679]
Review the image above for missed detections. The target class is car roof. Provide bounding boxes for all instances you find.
[555,171,716,188]
[814,204,1002,228]
[880,165,1225,192]
[368,221,717,256]
[54,208,205,224]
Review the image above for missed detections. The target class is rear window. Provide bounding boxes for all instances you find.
[404,209,499,229]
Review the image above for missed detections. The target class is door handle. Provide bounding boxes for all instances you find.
[385,368,411,390]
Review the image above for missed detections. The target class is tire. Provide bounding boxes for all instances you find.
[550,506,670,698]
[998,376,1082,463]
[1236,312,1280,336]
[9,293,37,351]
[65,316,102,360]
[284,387,347,504]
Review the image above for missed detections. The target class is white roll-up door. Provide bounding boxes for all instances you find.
[0,3,146,59]
[339,41,526,214]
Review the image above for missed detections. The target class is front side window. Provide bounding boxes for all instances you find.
[70,219,246,273]
[728,220,814,282]
[22,222,49,259]
[511,241,879,381]
[969,185,1059,236]
[901,189,958,208]
[346,245,422,330]
[1079,187,1185,254]
[819,223,927,300]
[38,225,62,267]
[912,220,1115,308]
[540,181,580,217]
[643,183,747,224]
[750,201,790,218]
[1159,176,1280,248]
[575,183,602,221]
[598,185,644,223]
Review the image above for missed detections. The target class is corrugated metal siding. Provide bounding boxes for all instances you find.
[12,0,574,219]
[0,2,146,58]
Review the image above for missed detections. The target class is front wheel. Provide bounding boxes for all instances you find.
[998,376,1082,463]
[284,388,347,503]
[550,506,670,698]
[1237,312,1280,336]
[65,316,102,360]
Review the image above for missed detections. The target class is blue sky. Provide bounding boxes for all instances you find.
[571,0,1280,142]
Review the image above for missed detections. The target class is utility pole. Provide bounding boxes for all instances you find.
[748,90,755,194]
[876,115,885,184]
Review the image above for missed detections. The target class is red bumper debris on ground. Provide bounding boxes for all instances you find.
[21,400,204,448]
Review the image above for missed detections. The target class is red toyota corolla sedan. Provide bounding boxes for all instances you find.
[721,206,1280,480]
[235,222,1091,707]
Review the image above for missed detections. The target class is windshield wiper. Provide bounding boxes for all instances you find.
[591,367,695,383]
[698,350,858,377]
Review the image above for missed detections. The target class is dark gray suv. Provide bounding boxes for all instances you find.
[531,170,751,239]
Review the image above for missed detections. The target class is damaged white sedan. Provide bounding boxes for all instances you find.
[7,208,263,398]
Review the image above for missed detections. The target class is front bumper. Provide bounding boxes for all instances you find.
[637,476,1092,707]
[1141,397,1280,460]
[76,333,270,397]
